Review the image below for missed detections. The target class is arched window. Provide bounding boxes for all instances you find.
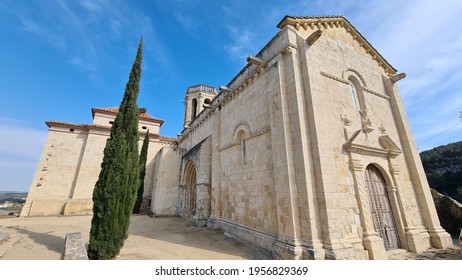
[348,76,366,111]
[191,98,197,119]
[204,98,211,105]
[348,83,359,110]
[236,130,247,164]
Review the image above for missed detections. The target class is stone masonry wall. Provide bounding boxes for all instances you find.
[150,145,181,216]
[22,123,175,216]
[22,127,88,216]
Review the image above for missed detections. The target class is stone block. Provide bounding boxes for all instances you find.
[62,232,89,260]
[63,199,93,216]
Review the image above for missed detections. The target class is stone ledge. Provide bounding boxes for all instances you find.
[62,232,88,260]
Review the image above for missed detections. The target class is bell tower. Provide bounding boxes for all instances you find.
[183,84,218,127]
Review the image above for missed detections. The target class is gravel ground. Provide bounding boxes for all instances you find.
[1,214,460,260]
[0,215,255,260]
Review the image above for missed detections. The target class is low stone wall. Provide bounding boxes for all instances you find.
[62,232,88,260]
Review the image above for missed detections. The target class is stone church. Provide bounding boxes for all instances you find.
[21,16,453,259]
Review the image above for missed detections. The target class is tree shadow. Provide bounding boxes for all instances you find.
[15,228,65,255]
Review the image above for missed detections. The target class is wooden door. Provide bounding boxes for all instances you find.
[365,165,400,250]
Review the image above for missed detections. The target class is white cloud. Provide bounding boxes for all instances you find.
[224,26,257,61]
[174,11,202,32]
[79,0,102,13]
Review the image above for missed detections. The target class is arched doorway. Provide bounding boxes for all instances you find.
[365,165,401,250]
[183,161,197,216]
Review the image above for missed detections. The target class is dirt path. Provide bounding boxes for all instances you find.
[0,215,254,260]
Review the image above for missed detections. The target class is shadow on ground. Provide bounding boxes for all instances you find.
[13,228,65,254]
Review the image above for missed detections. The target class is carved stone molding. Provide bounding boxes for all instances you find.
[340,114,352,126]
[320,71,390,100]
[359,110,374,133]
[344,130,402,158]
[362,87,390,100]
[278,16,397,77]
[220,126,271,152]
[282,43,298,54]
[320,71,349,85]
[343,68,367,87]
[233,121,252,140]
[349,158,363,171]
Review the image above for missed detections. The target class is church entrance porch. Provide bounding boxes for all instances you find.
[365,165,401,250]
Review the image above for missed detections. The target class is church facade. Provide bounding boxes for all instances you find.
[21,16,452,259]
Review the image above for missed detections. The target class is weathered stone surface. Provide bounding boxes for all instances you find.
[388,248,462,260]
[62,232,88,260]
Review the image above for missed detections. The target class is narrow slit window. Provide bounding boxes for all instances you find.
[236,130,247,164]
[349,83,358,110]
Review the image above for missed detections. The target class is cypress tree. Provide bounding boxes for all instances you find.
[133,130,149,214]
[87,37,143,260]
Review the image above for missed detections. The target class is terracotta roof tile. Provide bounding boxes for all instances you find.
[46,121,170,140]
[91,106,164,124]
[45,121,86,128]
[159,136,178,143]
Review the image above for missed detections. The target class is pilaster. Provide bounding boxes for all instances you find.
[267,50,302,259]
[385,78,452,249]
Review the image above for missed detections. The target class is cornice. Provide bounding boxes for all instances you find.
[320,71,390,100]
[277,15,397,77]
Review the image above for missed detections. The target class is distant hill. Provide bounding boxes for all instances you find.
[420,141,462,203]
[0,191,28,194]
[0,192,28,204]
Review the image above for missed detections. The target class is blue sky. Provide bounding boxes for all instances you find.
[1,0,461,192]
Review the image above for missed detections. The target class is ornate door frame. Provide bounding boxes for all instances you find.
[344,130,408,258]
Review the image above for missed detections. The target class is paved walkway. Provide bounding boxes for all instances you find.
[0,215,460,260]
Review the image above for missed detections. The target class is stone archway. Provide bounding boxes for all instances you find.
[182,161,197,218]
[365,164,401,250]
